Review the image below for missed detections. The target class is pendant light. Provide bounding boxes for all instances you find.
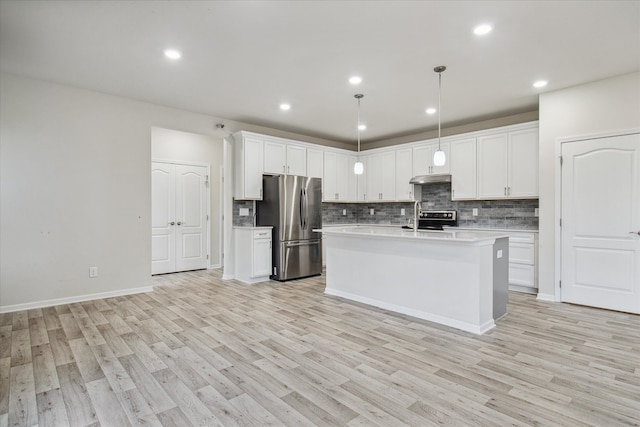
[353,93,364,175]
[433,66,446,167]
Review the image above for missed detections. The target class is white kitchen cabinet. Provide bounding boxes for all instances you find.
[264,141,307,176]
[508,129,539,198]
[306,148,324,178]
[233,132,264,200]
[323,151,350,201]
[477,128,538,199]
[348,155,359,201]
[450,137,477,200]
[286,144,307,176]
[234,227,272,284]
[506,231,538,293]
[395,148,416,201]
[413,142,450,176]
[355,156,368,201]
[367,151,396,201]
[264,140,286,174]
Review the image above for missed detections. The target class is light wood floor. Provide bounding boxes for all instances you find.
[1,270,639,427]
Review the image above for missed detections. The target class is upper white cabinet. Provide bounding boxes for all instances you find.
[508,128,539,198]
[450,138,477,200]
[395,148,415,201]
[478,128,538,199]
[306,148,324,178]
[234,132,264,200]
[367,151,396,201]
[323,151,350,201]
[287,145,307,176]
[264,140,307,176]
[413,142,450,176]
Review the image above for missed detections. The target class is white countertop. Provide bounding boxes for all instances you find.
[316,225,508,244]
[322,223,537,233]
[233,226,272,230]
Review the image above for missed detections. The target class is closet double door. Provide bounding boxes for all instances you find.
[152,162,208,275]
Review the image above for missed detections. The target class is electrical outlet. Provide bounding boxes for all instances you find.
[89,267,98,278]
[342,209,347,216]
[239,208,249,216]
[472,208,478,216]
[496,250,503,259]
[370,209,375,215]
[535,208,539,217]
[400,208,405,216]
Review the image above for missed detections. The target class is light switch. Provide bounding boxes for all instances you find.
[497,250,503,259]
[400,208,405,216]
[472,208,478,216]
[370,209,375,215]
[342,209,347,216]
[239,208,249,216]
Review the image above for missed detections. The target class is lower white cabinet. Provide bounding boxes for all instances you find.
[506,231,537,293]
[234,227,272,284]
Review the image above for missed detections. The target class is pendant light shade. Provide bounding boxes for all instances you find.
[354,94,364,175]
[433,66,446,167]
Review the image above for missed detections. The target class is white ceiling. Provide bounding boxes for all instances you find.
[1,1,638,144]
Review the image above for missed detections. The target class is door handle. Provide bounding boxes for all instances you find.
[169,221,175,226]
[630,231,640,236]
[177,221,183,226]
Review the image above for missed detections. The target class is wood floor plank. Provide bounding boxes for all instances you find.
[31,343,60,394]
[36,388,70,426]
[56,362,98,426]
[85,378,132,427]
[1,269,639,426]
[0,357,10,416]
[8,363,38,427]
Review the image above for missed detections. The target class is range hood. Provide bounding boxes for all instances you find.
[409,174,452,185]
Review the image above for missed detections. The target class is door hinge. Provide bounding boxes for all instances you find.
[560,218,562,227]
[559,280,562,288]
[206,214,209,221]
[207,254,209,260]
[560,156,563,166]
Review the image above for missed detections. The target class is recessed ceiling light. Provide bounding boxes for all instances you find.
[358,124,366,131]
[163,49,182,60]
[349,76,362,85]
[280,103,291,111]
[473,24,493,36]
[533,80,548,88]
[426,108,437,115]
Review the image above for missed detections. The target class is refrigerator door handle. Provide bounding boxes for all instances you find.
[299,187,305,230]
[303,188,307,230]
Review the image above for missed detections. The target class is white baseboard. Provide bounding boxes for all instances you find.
[325,288,495,335]
[536,293,557,302]
[208,263,221,269]
[0,285,154,314]
[221,274,235,280]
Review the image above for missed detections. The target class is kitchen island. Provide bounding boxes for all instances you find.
[318,226,509,334]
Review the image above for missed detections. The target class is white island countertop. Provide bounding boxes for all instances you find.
[316,225,508,245]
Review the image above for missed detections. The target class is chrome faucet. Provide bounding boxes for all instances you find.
[413,200,422,232]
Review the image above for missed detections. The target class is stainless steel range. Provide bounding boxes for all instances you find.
[417,210,457,230]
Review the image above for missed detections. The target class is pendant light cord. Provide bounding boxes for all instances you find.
[437,70,442,151]
[356,95,362,154]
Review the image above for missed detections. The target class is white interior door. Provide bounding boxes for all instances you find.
[175,165,208,272]
[152,162,208,275]
[152,163,175,274]
[561,133,640,313]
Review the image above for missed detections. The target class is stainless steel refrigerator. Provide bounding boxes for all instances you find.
[256,175,322,281]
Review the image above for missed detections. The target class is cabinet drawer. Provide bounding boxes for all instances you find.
[509,263,535,287]
[509,242,535,264]
[508,233,535,244]
[253,229,272,239]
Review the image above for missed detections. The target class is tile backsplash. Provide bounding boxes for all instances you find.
[322,182,538,230]
[235,182,538,230]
